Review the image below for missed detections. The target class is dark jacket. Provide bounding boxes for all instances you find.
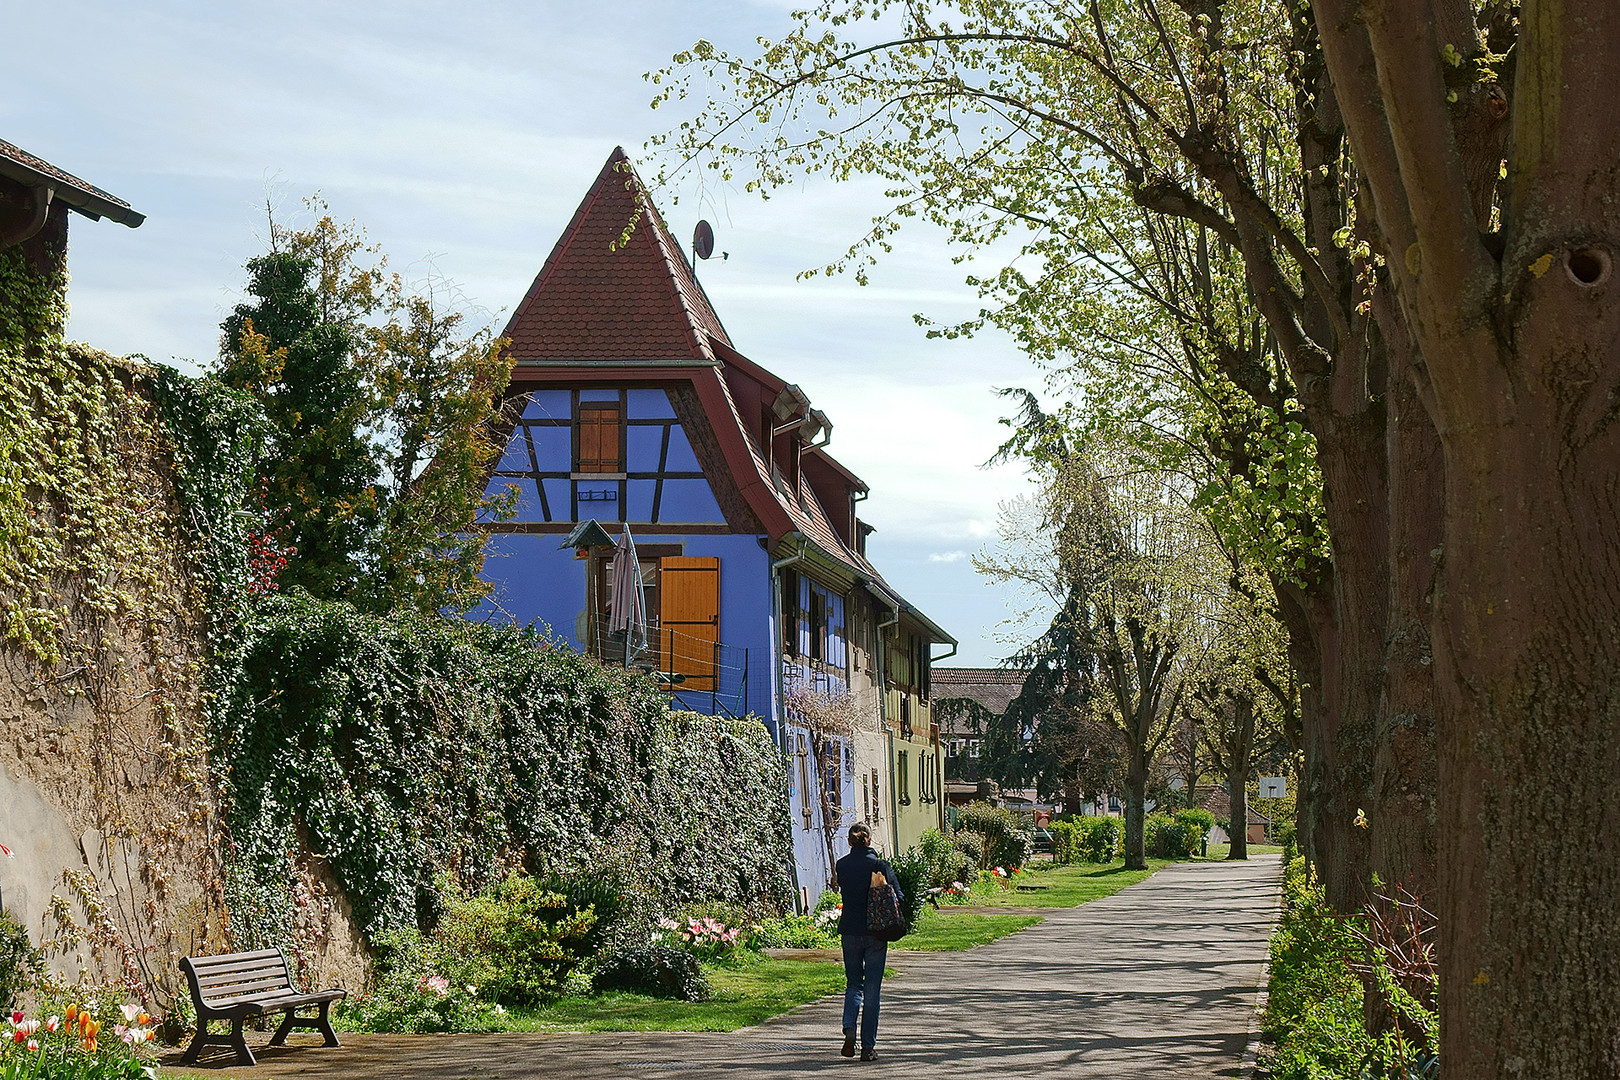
[834,845,903,936]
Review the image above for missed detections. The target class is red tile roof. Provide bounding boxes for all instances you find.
[0,138,143,227]
[933,668,1030,714]
[497,148,953,644]
[501,147,729,364]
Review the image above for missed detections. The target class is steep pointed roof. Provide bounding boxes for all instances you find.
[502,147,730,364]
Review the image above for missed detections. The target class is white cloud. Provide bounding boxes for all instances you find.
[928,551,967,564]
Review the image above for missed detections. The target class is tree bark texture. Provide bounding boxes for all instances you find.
[1311,1,1620,1074]
[1226,695,1255,861]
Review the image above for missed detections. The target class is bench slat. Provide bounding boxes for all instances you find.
[191,953,287,977]
[200,965,291,990]
[198,976,295,1000]
[186,948,282,971]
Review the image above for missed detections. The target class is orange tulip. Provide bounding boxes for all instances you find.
[65,1005,78,1022]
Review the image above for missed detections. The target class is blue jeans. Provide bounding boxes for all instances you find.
[841,933,888,1049]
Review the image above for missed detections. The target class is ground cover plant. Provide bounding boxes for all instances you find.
[1262,858,1438,1080]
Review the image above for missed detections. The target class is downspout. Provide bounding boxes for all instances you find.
[876,592,901,852]
[928,641,958,832]
[770,536,809,911]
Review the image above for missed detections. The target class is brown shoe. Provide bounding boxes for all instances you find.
[860,1048,878,1062]
[841,1035,855,1058]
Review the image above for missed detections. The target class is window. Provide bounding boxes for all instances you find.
[897,750,911,805]
[919,753,930,803]
[861,772,871,823]
[809,588,826,662]
[870,768,881,822]
[781,569,799,656]
[576,402,622,473]
[796,734,813,828]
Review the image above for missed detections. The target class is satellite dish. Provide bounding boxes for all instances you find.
[693,220,715,261]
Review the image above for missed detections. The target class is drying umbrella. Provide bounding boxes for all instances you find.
[607,525,649,661]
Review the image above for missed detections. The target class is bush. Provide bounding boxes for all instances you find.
[749,914,838,950]
[813,889,841,914]
[1077,817,1122,862]
[919,828,975,886]
[340,928,501,1033]
[890,847,930,928]
[1176,808,1215,852]
[0,911,40,1011]
[953,802,1034,870]
[1145,812,1196,859]
[1275,818,1299,861]
[951,829,986,870]
[434,872,604,1007]
[592,946,710,1002]
[1262,858,1372,1079]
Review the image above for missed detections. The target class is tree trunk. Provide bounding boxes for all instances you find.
[1310,3,1620,1073]
[1123,743,1148,871]
[1227,695,1256,861]
[1371,297,1442,902]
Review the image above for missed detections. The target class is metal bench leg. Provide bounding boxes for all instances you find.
[269,1010,297,1046]
[182,1020,208,1065]
[316,1000,341,1047]
[229,1018,257,1066]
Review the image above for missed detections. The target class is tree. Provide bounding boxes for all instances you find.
[653,0,1442,915]
[1306,4,1620,1074]
[219,203,513,614]
[980,436,1219,869]
[1189,566,1293,861]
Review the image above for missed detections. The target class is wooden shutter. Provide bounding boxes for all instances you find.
[577,404,621,473]
[658,556,719,691]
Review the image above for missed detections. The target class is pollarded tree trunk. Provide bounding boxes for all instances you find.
[1312,2,1620,1074]
[1371,297,1442,903]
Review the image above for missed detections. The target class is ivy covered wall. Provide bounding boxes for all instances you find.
[219,595,795,941]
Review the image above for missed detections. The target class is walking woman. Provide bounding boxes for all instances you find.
[834,822,902,1062]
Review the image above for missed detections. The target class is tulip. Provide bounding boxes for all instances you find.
[9,1011,21,1026]
[45,1016,59,1033]
[65,1005,78,1023]
[121,1004,139,1024]
[25,1039,38,1052]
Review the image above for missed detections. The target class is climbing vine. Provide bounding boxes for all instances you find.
[220,594,795,941]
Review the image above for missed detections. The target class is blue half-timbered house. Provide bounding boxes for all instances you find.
[474,149,954,901]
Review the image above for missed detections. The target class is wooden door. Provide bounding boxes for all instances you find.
[658,556,719,691]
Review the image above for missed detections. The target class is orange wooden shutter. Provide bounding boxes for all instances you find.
[658,556,720,691]
[578,405,620,472]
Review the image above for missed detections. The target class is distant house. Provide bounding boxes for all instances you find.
[0,138,143,272]
[932,667,1028,785]
[473,148,953,904]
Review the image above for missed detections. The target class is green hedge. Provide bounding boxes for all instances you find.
[953,802,1034,870]
[1050,816,1121,863]
[218,594,794,940]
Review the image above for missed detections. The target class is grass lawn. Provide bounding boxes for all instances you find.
[895,907,1042,951]
[954,859,1168,908]
[495,957,848,1033]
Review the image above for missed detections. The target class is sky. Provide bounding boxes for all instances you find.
[4,0,1051,666]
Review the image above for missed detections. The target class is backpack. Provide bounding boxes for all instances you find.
[866,869,908,942]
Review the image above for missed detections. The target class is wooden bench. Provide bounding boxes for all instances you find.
[179,948,346,1066]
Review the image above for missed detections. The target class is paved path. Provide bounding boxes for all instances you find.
[170,856,1281,1079]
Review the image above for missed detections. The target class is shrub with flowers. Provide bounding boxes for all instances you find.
[653,917,745,963]
[336,929,503,1035]
[1,1003,157,1080]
